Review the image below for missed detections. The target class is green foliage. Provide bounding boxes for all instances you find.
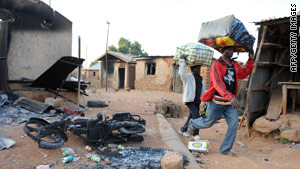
[108,45,117,52]
[118,37,131,54]
[109,37,148,56]
[89,60,98,67]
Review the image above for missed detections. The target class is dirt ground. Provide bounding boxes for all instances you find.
[1,89,300,169]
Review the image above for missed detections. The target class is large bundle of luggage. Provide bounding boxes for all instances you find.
[198,15,255,52]
[174,42,214,66]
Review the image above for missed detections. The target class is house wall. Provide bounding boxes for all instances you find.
[82,70,99,89]
[135,57,173,91]
[7,11,72,80]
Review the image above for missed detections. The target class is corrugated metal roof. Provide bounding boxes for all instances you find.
[97,51,136,63]
[254,15,299,25]
[86,63,99,70]
[133,55,174,61]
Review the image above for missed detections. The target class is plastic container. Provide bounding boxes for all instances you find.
[61,147,75,157]
[118,145,124,150]
[85,145,92,152]
[188,140,209,153]
[85,153,100,163]
[62,156,73,163]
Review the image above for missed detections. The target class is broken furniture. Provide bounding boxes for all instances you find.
[278,82,300,115]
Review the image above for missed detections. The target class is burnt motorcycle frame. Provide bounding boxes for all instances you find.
[23,112,146,149]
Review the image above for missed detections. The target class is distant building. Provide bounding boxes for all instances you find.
[134,56,174,91]
[97,51,136,90]
[82,63,99,80]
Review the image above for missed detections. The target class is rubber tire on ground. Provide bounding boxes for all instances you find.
[39,138,65,149]
[87,100,106,107]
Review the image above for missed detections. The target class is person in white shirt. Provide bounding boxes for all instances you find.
[178,55,206,140]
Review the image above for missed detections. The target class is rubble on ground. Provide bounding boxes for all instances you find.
[154,99,182,118]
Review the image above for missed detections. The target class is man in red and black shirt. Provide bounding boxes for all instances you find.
[187,46,254,156]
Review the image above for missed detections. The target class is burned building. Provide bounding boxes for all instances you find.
[0,0,74,101]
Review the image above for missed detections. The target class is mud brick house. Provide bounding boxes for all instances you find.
[81,63,99,88]
[134,56,175,91]
[97,51,136,90]
[0,0,77,102]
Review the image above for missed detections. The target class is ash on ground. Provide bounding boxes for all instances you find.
[82,147,189,169]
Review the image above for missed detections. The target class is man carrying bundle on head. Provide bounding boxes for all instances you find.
[186,46,254,157]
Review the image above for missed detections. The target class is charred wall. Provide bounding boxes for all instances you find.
[0,0,72,81]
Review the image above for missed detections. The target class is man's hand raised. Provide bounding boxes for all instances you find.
[248,49,254,60]
[180,54,187,60]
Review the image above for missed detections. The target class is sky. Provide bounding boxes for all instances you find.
[42,0,299,68]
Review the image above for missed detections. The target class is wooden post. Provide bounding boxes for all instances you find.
[292,90,297,113]
[282,84,287,115]
[243,26,268,137]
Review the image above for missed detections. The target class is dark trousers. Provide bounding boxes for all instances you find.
[180,102,200,136]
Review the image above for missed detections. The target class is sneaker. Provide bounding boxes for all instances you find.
[178,129,189,137]
[193,135,201,141]
[186,120,195,137]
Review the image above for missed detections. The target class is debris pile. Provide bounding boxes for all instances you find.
[154,100,182,118]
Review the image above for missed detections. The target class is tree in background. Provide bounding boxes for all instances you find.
[108,37,148,56]
[108,45,117,52]
[89,60,98,67]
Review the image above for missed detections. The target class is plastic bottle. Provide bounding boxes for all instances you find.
[118,145,124,150]
[62,156,73,163]
[61,147,75,157]
[90,155,100,163]
[85,153,100,163]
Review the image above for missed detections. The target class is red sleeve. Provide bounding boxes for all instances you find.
[210,61,234,100]
[237,59,254,79]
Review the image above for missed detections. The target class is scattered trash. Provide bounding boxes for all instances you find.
[188,140,209,153]
[86,154,100,163]
[36,164,50,169]
[37,149,48,158]
[0,94,8,107]
[62,156,73,163]
[14,97,53,114]
[85,145,92,152]
[0,133,16,150]
[104,158,109,164]
[98,146,108,153]
[61,147,75,157]
[118,145,124,150]
[236,140,247,148]
[73,157,80,162]
[107,144,118,148]
[0,104,54,125]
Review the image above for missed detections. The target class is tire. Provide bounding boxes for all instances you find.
[119,124,145,135]
[39,138,65,149]
[87,100,107,107]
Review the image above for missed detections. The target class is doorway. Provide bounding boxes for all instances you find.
[119,68,125,89]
